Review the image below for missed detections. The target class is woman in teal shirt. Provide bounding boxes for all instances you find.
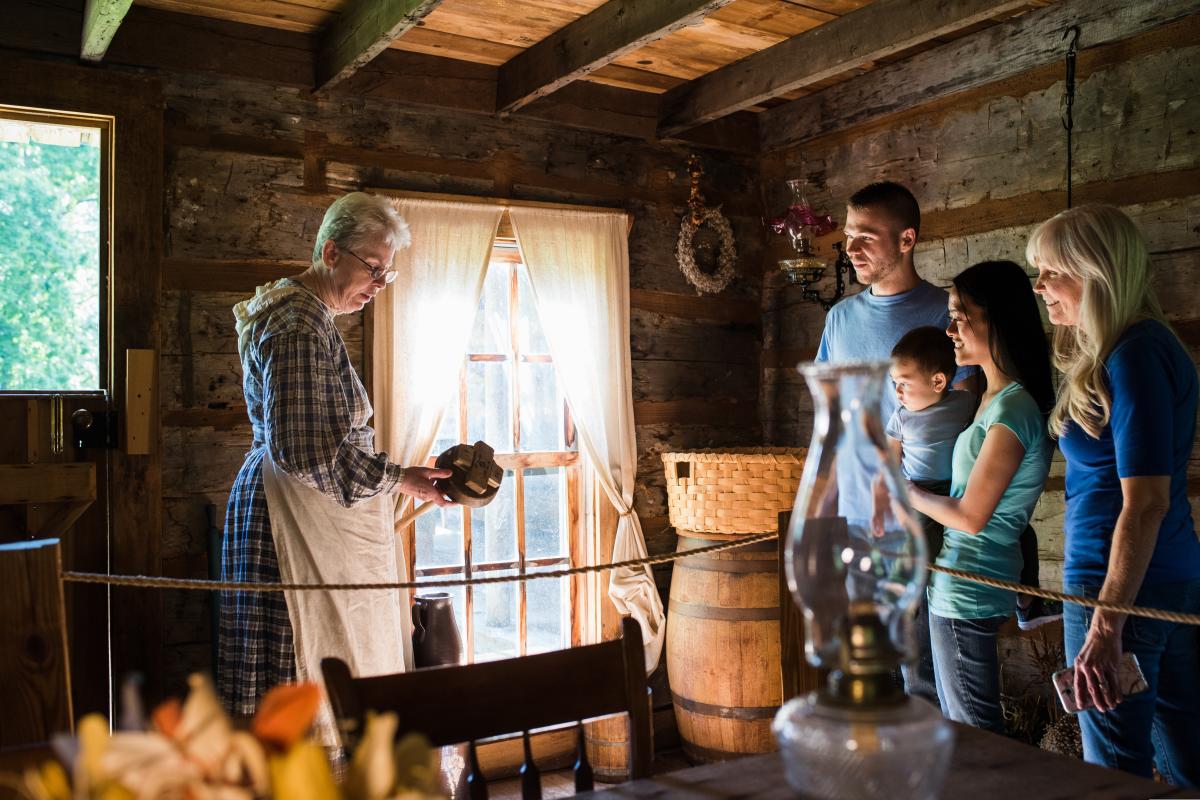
[908,260,1054,732]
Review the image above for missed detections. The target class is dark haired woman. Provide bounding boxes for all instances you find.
[907,260,1055,732]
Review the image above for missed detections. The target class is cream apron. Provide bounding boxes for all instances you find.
[262,454,414,745]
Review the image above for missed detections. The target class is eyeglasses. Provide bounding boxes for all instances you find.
[344,248,398,284]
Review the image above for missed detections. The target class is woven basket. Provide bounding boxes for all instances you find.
[661,448,807,535]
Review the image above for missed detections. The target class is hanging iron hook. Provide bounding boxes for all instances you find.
[1063,25,1080,54]
[1062,25,1081,208]
[1062,25,1080,123]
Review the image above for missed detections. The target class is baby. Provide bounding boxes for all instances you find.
[877,325,975,557]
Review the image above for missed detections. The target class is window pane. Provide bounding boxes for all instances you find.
[467,360,513,452]
[0,117,102,390]
[414,504,464,570]
[526,566,568,655]
[516,266,550,355]
[519,361,564,452]
[472,568,518,662]
[468,259,510,355]
[431,381,460,457]
[471,468,516,566]
[525,467,566,560]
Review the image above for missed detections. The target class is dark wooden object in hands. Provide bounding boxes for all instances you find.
[436,441,504,506]
[395,441,504,531]
[322,616,652,799]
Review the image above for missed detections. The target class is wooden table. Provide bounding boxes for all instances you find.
[584,724,1191,799]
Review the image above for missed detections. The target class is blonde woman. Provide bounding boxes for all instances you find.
[1028,205,1200,785]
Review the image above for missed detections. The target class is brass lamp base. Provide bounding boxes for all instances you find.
[820,611,908,710]
[779,257,827,286]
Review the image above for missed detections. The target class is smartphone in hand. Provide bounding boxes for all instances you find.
[1052,652,1148,714]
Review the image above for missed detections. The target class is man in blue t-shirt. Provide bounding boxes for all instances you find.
[814,182,975,704]
[816,182,976,515]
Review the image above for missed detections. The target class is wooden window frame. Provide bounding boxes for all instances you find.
[406,232,586,662]
[0,105,115,398]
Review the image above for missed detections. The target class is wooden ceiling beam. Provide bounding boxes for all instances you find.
[657,0,1032,137]
[495,0,736,115]
[1,1,759,154]
[316,0,444,91]
[759,0,1199,150]
[80,0,133,62]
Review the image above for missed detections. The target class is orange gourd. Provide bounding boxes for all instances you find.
[152,698,183,738]
[251,683,321,749]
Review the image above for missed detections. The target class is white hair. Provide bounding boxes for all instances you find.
[311,192,411,266]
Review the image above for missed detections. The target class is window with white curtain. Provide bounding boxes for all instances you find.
[412,240,584,662]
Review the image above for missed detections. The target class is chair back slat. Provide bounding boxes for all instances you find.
[572,722,594,793]
[467,739,488,800]
[519,731,541,800]
[322,617,652,791]
[331,632,635,747]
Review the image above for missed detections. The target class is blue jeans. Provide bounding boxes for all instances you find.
[902,595,938,705]
[929,613,1007,734]
[1064,579,1200,786]
[901,482,947,706]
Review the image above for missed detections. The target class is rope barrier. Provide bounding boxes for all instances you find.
[61,532,1200,626]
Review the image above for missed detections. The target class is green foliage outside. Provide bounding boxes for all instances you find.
[0,135,101,390]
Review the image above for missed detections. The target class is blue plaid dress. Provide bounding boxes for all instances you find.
[218,279,405,717]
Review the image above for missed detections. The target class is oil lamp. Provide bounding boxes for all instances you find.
[769,179,853,309]
[774,360,954,800]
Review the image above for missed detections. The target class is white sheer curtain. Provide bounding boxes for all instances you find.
[509,207,665,672]
[373,199,503,496]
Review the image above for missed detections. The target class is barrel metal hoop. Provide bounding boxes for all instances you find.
[677,536,778,552]
[668,600,780,621]
[671,691,779,721]
[678,556,776,573]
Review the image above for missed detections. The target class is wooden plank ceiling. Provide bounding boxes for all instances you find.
[128,0,1051,145]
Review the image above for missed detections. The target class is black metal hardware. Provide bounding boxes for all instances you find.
[71,408,118,451]
[1063,25,1081,208]
[787,242,854,310]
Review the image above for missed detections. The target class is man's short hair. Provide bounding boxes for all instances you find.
[891,326,956,382]
[848,182,920,237]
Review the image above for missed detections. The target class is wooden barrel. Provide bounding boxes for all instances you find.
[584,686,653,782]
[667,532,781,763]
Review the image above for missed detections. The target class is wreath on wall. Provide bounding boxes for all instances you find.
[676,155,738,295]
[676,206,737,295]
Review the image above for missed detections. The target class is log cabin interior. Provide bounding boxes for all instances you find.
[1,0,1198,797]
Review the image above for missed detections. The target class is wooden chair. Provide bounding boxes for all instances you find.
[322,616,652,798]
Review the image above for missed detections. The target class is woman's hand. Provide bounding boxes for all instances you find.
[400,466,454,506]
[1072,617,1125,713]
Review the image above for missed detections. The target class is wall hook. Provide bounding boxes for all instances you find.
[1062,25,1080,54]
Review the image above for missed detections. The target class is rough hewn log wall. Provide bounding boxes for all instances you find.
[760,21,1200,593]
[157,72,763,692]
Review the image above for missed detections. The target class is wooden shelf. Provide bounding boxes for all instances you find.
[0,463,96,537]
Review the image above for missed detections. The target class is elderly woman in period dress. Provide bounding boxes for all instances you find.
[218,192,450,719]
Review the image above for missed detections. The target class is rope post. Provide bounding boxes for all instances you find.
[0,538,73,747]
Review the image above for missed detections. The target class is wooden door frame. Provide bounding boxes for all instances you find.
[0,53,165,709]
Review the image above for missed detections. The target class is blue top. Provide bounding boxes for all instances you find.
[1059,320,1200,587]
[886,390,975,482]
[816,281,974,520]
[929,382,1052,619]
